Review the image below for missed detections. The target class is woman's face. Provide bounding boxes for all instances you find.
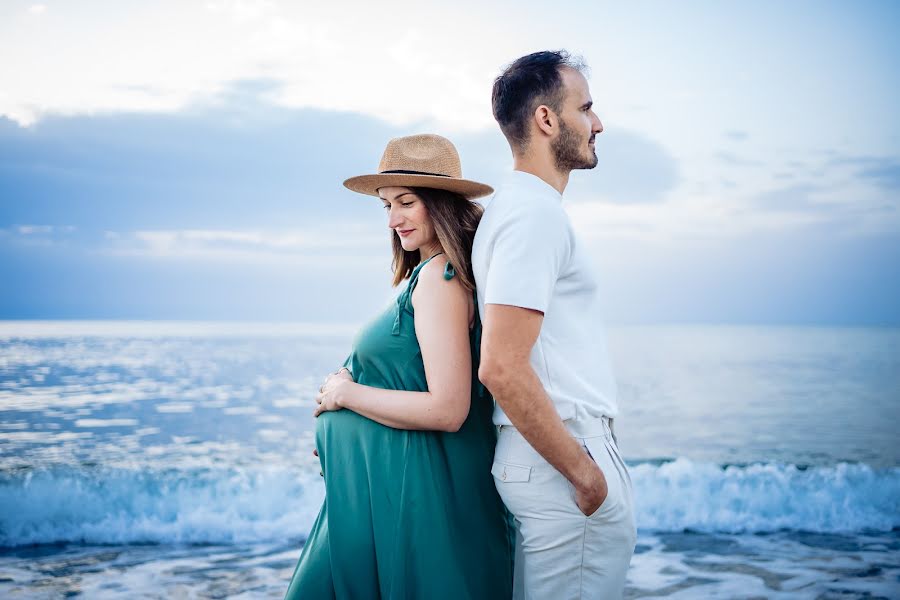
[379,186,440,256]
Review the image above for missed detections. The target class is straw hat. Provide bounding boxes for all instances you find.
[343,134,494,200]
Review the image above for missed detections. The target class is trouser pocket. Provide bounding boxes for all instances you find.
[581,436,621,519]
[492,429,581,521]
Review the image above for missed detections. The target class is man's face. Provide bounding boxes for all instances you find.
[551,68,604,172]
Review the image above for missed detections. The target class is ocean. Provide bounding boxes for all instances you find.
[0,321,898,599]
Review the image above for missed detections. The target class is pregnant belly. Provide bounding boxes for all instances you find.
[315,409,407,476]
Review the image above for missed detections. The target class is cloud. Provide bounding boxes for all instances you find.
[858,162,900,190]
[714,150,763,167]
[744,179,900,238]
[588,229,900,326]
[568,128,680,204]
[752,184,822,212]
[824,150,900,191]
[205,0,275,23]
[0,82,400,231]
[0,0,515,132]
[724,130,748,141]
[825,155,900,191]
[0,224,77,247]
[15,224,75,235]
[17,225,53,234]
[107,226,386,265]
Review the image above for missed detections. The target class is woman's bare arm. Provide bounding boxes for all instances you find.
[314,256,472,432]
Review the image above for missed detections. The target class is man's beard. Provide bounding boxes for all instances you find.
[552,118,598,171]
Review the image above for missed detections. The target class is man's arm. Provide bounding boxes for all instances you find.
[479,303,607,515]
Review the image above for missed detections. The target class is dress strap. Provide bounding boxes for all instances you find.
[392,252,445,335]
[443,262,456,281]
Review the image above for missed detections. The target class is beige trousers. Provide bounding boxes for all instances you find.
[492,417,637,599]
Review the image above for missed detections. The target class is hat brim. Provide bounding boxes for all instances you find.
[343,173,493,200]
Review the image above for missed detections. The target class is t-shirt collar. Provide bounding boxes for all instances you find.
[506,169,564,202]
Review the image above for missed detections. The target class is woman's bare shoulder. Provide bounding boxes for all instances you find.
[412,255,468,306]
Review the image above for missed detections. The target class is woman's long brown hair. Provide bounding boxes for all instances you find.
[390,187,484,293]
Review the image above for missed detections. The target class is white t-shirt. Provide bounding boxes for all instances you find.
[472,170,618,425]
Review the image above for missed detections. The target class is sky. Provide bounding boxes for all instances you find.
[1,0,898,325]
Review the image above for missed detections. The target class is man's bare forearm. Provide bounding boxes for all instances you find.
[487,364,599,487]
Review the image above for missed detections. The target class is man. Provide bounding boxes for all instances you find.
[474,50,636,598]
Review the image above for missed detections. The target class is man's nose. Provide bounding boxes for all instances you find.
[593,114,603,134]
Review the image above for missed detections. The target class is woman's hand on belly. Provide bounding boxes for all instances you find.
[314,368,354,417]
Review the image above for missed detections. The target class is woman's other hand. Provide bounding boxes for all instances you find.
[314,368,353,417]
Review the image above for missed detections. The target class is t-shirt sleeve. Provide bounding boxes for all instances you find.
[482,202,571,313]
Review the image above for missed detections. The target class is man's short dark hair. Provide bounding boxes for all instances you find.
[492,50,587,151]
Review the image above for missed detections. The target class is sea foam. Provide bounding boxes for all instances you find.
[0,465,324,547]
[1,460,897,547]
[632,458,900,533]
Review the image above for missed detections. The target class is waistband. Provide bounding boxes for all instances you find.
[567,415,614,439]
[499,415,615,441]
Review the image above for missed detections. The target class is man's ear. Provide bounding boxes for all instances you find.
[533,104,557,138]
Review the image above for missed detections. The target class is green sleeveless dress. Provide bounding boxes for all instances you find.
[284,255,514,600]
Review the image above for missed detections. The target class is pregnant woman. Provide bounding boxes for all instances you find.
[284,134,513,599]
